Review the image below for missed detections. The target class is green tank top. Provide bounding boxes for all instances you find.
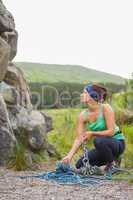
[83,104,125,140]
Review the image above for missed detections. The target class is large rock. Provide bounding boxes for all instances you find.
[4,63,32,108]
[0,36,10,81]
[0,0,17,81]
[0,0,15,32]
[0,94,16,165]
[0,82,19,105]
[4,63,20,86]
[16,108,46,131]
[1,30,18,61]
[40,111,53,133]
[8,106,53,151]
[0,0,16,80]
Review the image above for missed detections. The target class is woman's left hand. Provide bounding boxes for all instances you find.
[80,131,93,142]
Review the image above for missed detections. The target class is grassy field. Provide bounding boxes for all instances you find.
[44,108,83,164]
[44,108,133,168]
[15,62,126,84]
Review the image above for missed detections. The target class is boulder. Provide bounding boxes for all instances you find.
[0,94,16,165]
[16,108,46,131]
[7,106,52,151]
[0,36,10,81]
[0,81,19,105]
[0,0,15,32]
[4,63,32,108]
[4,63,21,86]
[47,143,61,159]
[40,111,53,133]
[1,30,18,61]
[26,127,45,151]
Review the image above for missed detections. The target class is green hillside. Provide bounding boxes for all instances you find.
[15,62,126,84]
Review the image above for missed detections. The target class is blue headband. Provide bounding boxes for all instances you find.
[84,84,101,102]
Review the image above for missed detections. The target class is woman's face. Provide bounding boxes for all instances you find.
[80,89,95,104]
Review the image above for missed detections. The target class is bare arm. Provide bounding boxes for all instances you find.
[68,112,86,157]
[62,112,86,163]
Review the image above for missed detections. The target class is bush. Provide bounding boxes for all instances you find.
[121,125,133,168]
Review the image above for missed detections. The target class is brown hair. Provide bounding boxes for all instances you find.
[92,84,108,102]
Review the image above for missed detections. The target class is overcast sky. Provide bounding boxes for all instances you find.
[3,0,133,79]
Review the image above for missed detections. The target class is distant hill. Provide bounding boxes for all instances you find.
[15,62,126,84]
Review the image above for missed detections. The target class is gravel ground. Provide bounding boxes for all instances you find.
[0,164,133,200]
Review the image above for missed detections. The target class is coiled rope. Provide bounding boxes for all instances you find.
[19,162,107,187]
[19,144,133,186]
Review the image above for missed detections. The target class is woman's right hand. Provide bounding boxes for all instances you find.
[61,154,72,164]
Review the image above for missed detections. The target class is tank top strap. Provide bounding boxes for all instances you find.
[82,109,89,121]
[99,103,113,118]
[82,104,104,121]
[99,103,104,118]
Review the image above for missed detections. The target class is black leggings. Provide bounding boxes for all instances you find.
[75,137,125,168]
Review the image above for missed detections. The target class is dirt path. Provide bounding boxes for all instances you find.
[0,164,133,200]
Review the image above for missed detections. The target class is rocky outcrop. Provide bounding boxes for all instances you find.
[0,0,16,81]
[0,36,10,81]
[0,0,59,168]
[4,63,32,108]
[0,94,16,165]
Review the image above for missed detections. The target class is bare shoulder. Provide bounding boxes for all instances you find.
[102,104,115,124]
[102,103,114,113]
[78,109,88,122]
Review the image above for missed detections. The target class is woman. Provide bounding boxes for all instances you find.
[62,83,125,172]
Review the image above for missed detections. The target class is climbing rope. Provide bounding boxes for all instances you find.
[19,143,133,186]
[19,161,133,186]
[19,162,107,187]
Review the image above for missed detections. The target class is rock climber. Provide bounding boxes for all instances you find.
[62,83,125,173]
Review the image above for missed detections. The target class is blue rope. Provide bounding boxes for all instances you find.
[19,162,133,186]
[19,162,108,187]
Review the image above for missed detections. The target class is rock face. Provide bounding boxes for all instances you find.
[0,94,16,165]
[4,63,32,108]
[0,1,59,167]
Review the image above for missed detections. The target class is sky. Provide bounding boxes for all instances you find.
[3,0,133,79]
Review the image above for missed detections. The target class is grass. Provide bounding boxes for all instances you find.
[121,125,133,168]
[45,108,83,163]
[7,143,29,171]
[15,62,125,84]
